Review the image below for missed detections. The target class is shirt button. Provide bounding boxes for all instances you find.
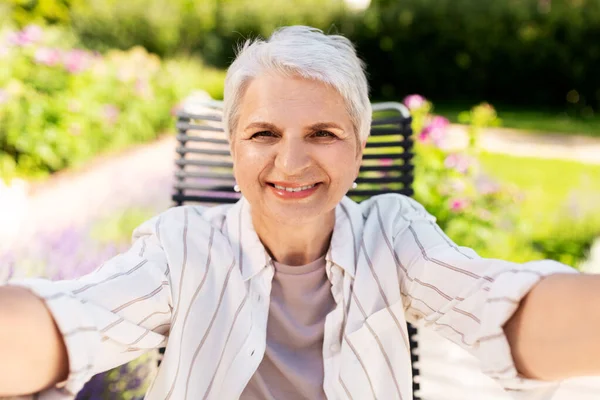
[330,343,341,353]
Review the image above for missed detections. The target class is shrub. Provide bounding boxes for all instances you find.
[408,95,524,254]
[68,0,348,65]
[0,24,225,182]
[349,0,600,112]
[408,94,596,267]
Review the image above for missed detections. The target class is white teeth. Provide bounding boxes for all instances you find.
[273,184,316,192]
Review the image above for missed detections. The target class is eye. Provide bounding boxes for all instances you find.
[313,130,336,138]
[251,131,276,139]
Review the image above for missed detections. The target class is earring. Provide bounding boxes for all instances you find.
[233,184,241,193]
[352,182,358,189]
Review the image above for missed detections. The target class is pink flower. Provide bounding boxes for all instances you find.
[63,50,91,74]
[0,89,8,105]
[0,44,9,58]
[102,104,120,125]
[449,198,469,212]
[22,25,43,43]
[403,94,426,111]
[170,103,182,117]
[69,123,82,136]
[135,78,152,98]
[444,153,472,174]
[68,100,81,113]
[34,47,62,66]
[7,25,43,47]
[6,31,24,47]
[449,178,466,193]
[475,176,500,195]
[420,116,449,145]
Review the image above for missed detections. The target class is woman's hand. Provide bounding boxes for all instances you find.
[0,286,68,396]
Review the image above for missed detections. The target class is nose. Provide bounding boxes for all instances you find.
[274,137,311,176]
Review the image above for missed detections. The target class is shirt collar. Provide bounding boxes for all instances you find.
[226,196,363,281]
[326,196,363,279]
[226,197,272,282]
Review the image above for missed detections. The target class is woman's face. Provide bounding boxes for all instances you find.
[230,73,364,225]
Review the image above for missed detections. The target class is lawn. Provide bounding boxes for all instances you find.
[479,152,600,255]
[434,102,600,138]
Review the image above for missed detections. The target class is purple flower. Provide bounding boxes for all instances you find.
[403,94,426,111]
[0,256,15,283]
[35,47,62,66]
[63,50,91,74]
[102,104,120,125]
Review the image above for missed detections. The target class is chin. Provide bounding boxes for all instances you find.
[265,202,332,225]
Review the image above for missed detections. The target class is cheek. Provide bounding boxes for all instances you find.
[319,146,361,180]
[233,146,270,181]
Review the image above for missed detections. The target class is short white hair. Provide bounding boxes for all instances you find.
[223,26,372,142]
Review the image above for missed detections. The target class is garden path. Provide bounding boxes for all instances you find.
[450,124,600,165]
[3,128,600,399]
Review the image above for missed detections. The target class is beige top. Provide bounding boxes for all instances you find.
[241,256,335,400]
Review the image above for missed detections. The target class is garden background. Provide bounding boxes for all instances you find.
[1,0,599,399]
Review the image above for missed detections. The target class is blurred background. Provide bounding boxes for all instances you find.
[0,0,599,399]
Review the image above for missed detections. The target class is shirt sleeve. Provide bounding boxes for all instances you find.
[6,213,173,399]
[391,195,578,398]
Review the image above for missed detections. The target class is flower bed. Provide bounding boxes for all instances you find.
[0,24,225,183]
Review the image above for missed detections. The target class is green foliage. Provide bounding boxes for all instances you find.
[90,208,157,244]
[410,98,523,253]
[68,0,348,64]
[5,0,82,26]
[479,153,600,268]
[435,102,600,138]
[6,0,600,112]
[409,95,596,267]
[349,0,600,112]
[530,218,599,267]
[0,25,226,182]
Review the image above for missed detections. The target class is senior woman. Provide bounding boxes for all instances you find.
[1,26,599,400]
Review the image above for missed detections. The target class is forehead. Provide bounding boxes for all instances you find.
[237,73,352,128]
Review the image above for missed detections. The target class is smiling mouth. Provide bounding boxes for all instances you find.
[268,183,319,192]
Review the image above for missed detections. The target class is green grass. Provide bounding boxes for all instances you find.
[434,102,600,138]
[479,152,600,236]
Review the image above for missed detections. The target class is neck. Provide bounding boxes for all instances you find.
[252,211,335,266]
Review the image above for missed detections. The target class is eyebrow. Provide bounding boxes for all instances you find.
[243,121,345,132]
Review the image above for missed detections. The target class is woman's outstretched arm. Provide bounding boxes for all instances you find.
[505,273,600,380]
[0,210,176,398]
[0,285,69,396]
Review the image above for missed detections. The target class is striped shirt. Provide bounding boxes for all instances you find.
[8,193,576,400]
